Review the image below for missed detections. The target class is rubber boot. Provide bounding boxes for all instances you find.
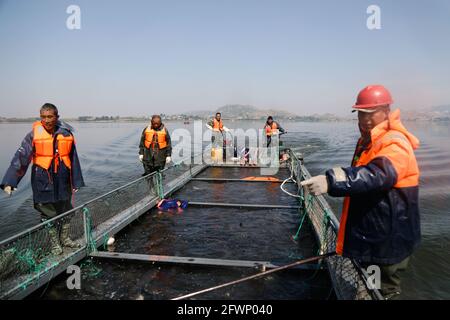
[48,227,63,255]
[60,224,81,248]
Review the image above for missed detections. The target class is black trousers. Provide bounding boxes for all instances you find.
[142,161,165,175]
[142,147,167,175]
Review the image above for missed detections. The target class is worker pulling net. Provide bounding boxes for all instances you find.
[0,158,204,300]
[287,150,383,300]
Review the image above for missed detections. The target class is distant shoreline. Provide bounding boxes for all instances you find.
[0,117,352,123]
[0,118,449,124]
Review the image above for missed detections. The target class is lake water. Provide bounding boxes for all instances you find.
[0,118,449,299]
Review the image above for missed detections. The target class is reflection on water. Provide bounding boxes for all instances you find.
[1,119,449,299]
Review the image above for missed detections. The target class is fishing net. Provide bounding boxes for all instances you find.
[1,149,381,300]
[0,158,205,299]
[288,150,383,300]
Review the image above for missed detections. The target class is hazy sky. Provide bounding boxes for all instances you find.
[1,0,450,117]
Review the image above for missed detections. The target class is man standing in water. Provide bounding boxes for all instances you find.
[139,115,172,175]
[301,85,420,300]
[1,103,85,254]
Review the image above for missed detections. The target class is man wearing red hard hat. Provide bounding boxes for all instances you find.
[301,85,421,299]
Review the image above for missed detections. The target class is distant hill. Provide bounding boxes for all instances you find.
[431,105,450,113]
[401,104,450,121]
[186,104,298,120]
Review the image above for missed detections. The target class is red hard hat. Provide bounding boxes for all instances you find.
[352,85,393,111]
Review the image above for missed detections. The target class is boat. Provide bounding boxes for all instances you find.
[0,148,382,300]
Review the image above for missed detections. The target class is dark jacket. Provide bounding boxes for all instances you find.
[139,124,172,161]
[1,121,85,204]
[326,110,421,265]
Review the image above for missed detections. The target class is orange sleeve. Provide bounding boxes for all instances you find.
[375,137,415,186]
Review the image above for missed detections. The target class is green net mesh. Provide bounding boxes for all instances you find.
[288,150,382,300]
[0,157,205,299]
[0,150,381,300]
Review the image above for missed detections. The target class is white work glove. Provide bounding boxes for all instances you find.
[139,154,144,163]
[205,124,213,131]
[3,186,16,196]
[73,188,79,193]
[166,156,172,164]
[300,175,329,196]
[223,127,230,132]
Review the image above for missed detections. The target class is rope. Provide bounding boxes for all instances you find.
[15,247,54,292]
[281,155,313,241]
[280,177,301,198]
[83,207,97,254]
[79,257,102,277]
[285,151,330,260]
[155,171,164,199]
[292,195,313,241]
[318,208,332,255]
[280,161,301,198]
[102,233,110,250]
[292,211,307,241]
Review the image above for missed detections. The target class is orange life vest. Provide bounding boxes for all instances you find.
[32,121,73,171]
[265,122,278,136]
[213,118,223,131]
[336,110,420,255]
[144,126,168,149]
[243,176,281,182]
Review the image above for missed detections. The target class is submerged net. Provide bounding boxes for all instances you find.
[288,150,383,300]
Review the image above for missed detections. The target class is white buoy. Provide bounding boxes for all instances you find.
[107,236,115,246]
[136,294,144,300]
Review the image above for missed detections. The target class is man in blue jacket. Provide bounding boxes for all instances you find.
[301,85,420,300]
[1,103,85,254]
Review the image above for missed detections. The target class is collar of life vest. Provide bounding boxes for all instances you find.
[369,109,419,150]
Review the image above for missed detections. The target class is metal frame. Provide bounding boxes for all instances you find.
[209,164,288,168]
[90,251,322,271]
[188,201,300,210]
[190,177,292,183]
